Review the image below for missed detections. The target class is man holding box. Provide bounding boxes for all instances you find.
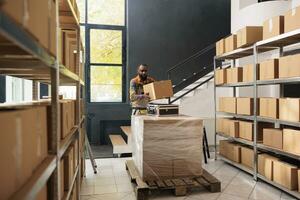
[130,64,155,108]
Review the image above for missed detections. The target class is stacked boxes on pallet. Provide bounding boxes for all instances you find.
[132,115,203,181]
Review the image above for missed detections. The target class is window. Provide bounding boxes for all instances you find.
[80,0,126,103]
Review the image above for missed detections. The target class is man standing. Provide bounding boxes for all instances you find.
[130,64,155,108]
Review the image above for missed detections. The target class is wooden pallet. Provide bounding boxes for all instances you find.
[125,160,221,200]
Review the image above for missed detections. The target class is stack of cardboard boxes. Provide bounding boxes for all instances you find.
[216,5,300,57]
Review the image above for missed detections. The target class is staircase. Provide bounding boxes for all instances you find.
[109,126,132,157]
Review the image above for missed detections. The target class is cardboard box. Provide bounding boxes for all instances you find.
[2,0,24,25]
[216,39,225,56]
[35,185,48,200]
[143,80,173,100]
[219,140,241,163]
[279,98,300,122]
[242,64,259,83]
[237,97,254,115]
[298,170,300,193]
[0,106,48,200]
[49,0,57,56]
[239,121,271,141]
[215,69,227,85]
[263,128,283,149]
[283,129,300,155]
[259,98,278,119]
[26,0,49,49]
[218,97,236,114]
[225,35,237,52]
[273,160,298,190]
[226,67,243,84]
[263,16,284,40]
[237,26,263,48]
[64,147,74,191]
[217,118,239,137]
[284,6,300,33]
[259,59,279,80]
[241,146,254,169]
[61,100,74,139]
[279,54,300,78]
[258,154,278,181]
[60,160,64,198]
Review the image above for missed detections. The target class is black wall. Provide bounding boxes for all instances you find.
[86,0,231,144]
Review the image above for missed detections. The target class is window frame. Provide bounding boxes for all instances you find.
[81,0,127,104]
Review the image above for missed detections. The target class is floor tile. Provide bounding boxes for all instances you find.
[88,192,131,200]
[281,192,298,200]
[223,183,254,198]
[217,193,248,200]
[94,184,117,195]
[229,172,256,188]
[116,183,134,192]
[94,177,116,186]
[249,181,281,200]
[187,190,220,200]
[115,175,131,185]
[80,186,94,195]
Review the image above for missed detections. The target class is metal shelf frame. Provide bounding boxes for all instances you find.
[216,132,254,146]
[0,0,85,199]
[214,28,300,198]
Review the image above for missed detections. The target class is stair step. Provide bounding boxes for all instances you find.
[121,126,132,136]
[109,134,132,155]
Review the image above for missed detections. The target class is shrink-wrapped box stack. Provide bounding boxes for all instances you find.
[132,115,203,181]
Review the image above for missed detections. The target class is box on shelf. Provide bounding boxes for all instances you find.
[283,129,300,156]
[259,59,279,80]
[64,147,74,191]
[216,39,225,56]
[227,67,243,84]
[143,80,173,100]
[242,64,259,83]
[2,0,24,25]
[215,69,227,85]
[263,128,283,149]
[35,185,48,200]
[217,118,239,138]
[61,100,76,139]
[241,146,254,169]
[239,121,272,141]
[284,6,300,33]
[219,140,241,163]
[225,34,237,53]
[218,97,236,114]
[259,98,278,119]
[279,54,300,78]
[279,98,300,122]
[0,106,48,200]
[258,153,278,181]
[263,15,284,40]
[132,115,203,181]
[273,160,298,190]
[237,26,263,48]
[237,97,255,115]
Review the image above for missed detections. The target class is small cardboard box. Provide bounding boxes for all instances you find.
[215,69,227,85]
[279,98,300,122]
[258,154,278,181]
[279,54,300,78]
[218,118,239,137]
[143,80,173,100]
[259,59,279,80]
[242,64,259,83]
[219,140,241,163]
[227,67,243,84]
[273,160,298,190]
[237,97,254,115]
[225,35,237,53]
[263,16,284,40]
[64,147,74,191]
[237,26,263,48]
[239,121,271,141]
[283,129,300,155]
[2,0,24,25]
[284,6,300,33]
[263,128,283,149]
[218,97,236,114]
[216,39,225,56]
[241,146,254,169]
[259,98,278,119]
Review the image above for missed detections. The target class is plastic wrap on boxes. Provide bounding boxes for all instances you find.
[132,115,203,181]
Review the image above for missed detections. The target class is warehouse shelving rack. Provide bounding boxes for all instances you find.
[0,0,85,199]
[214,28,300,199]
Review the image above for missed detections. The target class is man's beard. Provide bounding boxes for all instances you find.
[139,74,147,81]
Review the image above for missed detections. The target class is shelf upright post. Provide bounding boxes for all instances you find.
[213,56,218,160]
[253,44,258,181]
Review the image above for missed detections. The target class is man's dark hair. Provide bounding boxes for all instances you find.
[137,64,148,70]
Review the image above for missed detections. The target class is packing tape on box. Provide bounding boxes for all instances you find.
[269,18,273,32]
[15,116,23,185]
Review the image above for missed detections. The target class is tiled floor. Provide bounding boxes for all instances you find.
[80,158,297,200]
